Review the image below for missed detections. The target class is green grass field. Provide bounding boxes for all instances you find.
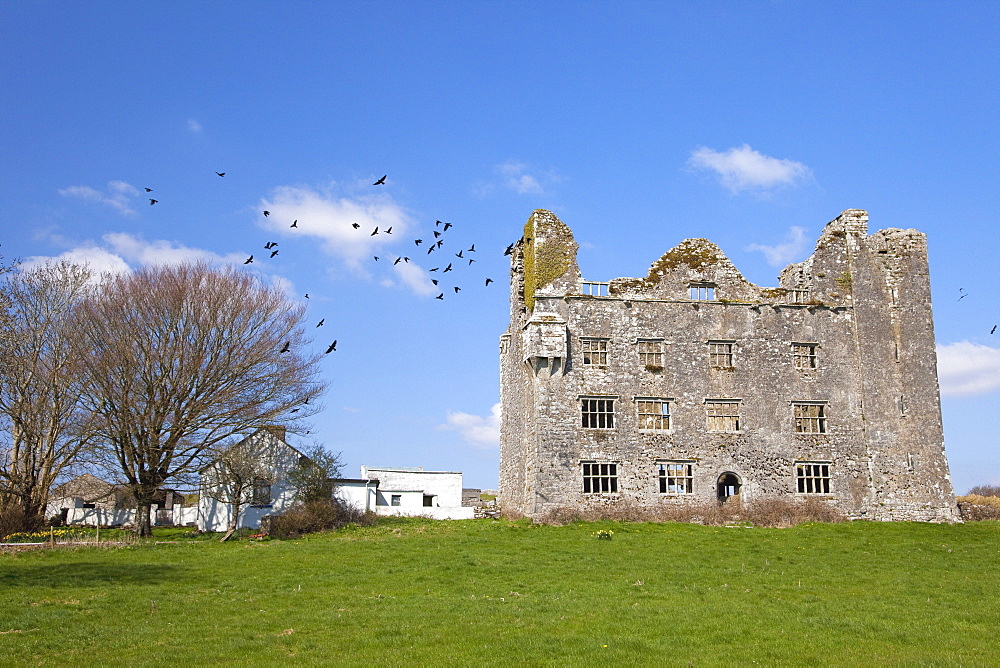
[1,518,998,665]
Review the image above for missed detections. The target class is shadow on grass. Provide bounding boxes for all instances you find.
[0,562,184,588]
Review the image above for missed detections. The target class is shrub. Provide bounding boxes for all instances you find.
[269,500,376,539]
[533,497,844,528]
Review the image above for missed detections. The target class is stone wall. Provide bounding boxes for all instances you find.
[499,209,960,522]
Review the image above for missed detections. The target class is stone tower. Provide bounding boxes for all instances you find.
[499,209,959,521]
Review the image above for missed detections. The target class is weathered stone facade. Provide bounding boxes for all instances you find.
[499,209,960,522]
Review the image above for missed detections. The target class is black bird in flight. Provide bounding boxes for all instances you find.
[290,219,298,228]
[431,279,439,286]
[403,257,410,263]
[325,341,337,354]
[263,210,270,217]
[373,175,387,185]
[435,293,444,300]
[374,256,379,261]
[427,246,435,255]
[468,259,475,265]
[443,263,453,272]
[992,325,997,335]
[468,244,475,252]
[443,222,453,231]
[290,408,300,414]
[429,267,439,272]
[386,227,393,234]
[485,278,493,286]
[436,240,444,248]
[504,243,514,256]
[371,227,379,236]
[264,242,274,249]
[394,257,402,265]
[415,239,423,246]
[144,187,153,192]
[433,231,442,238]
[270,249,279,258]
[352,222,360,229]
[304,293,309,299]
[280,341,290,353]
[454,286,461,293]
[435,220,443,227]
[456,250,464,259]
[149,199,158,205]
[216,172,225,177]
[316,319,325,327]
[244,255,253,264]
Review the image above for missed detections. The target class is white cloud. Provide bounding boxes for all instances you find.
[498,161,544,195]
[688,144,812,194]
[58,181,142,214]
[21,244,131,276]
[440,402,501,449]
[937,342,1000,396]
[746,226,809,267]
[21,233,247,278]
[187,118,203,133]
[259,184,412,270]
[393,260,438,297]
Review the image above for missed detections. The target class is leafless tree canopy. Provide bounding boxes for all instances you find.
[0,261,96,533]
[71,262,324,536]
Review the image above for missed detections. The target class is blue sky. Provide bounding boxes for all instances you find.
[2,1,997,492]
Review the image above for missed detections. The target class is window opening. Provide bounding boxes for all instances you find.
[582,462,619,493]
[792,343,818,369]
[582,281,609,296]
[793,402,827,434]
[689,284,716,300]
[796,462,831,494]
[637,398,671,431]
[658,462,693,494]
[637,339,663,368]
[390,494,401,506]
[706,400,741,432]
[581,397,615,429]
[580,338,609,366]
[708,341,734,368]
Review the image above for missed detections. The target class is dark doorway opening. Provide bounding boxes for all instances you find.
[717,472,741,502]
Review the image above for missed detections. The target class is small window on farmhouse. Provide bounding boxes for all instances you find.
[658,462,694,494]
[705,400,741,432]
[707,341,734,369]
[390,494,401,506]
[793,402,827,434]
[792,343,818,369]
[637,339,663,368]
[689,283,716,300]
[581,397,615,429]
[580,337,609,366]
[251,478,272,506]
[796,462,831,494]
[636,398,671,431]
[582,462,619,494]
[423,495,434,507]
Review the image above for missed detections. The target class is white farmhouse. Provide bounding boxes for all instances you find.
[340,466,473,520]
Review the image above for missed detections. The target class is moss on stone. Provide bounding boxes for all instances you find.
[835,271,853,292]
[611,239,722,295]
[522,211,573,312]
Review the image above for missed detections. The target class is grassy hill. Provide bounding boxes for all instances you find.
[1,518,998,665]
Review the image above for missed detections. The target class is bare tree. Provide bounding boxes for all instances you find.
[284,444,344,503]
[202,441,273,541]
[0,262,96,533]
[71,262,324,537]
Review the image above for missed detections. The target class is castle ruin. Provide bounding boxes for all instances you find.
[499,209,960,522]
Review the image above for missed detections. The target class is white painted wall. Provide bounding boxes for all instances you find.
[361,467,474,520]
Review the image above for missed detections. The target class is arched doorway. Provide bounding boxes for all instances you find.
[717,472,742,502]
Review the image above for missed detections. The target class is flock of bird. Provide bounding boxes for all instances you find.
[142,171,523,373]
